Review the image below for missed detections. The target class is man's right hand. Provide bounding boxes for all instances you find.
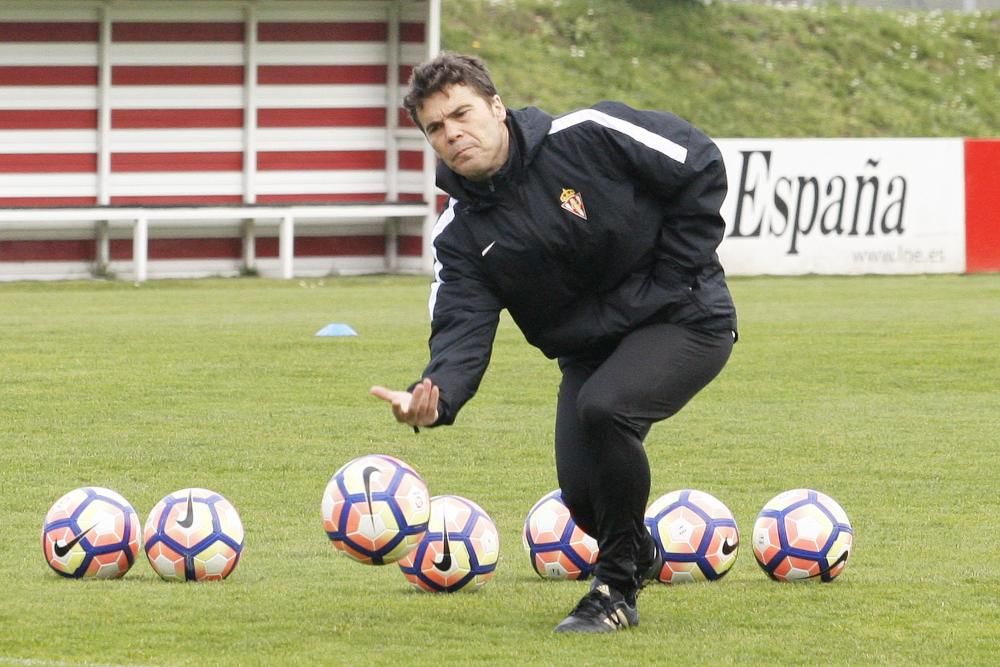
[369,378,440,428]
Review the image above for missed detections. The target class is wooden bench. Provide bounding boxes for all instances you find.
[0,203,433,281]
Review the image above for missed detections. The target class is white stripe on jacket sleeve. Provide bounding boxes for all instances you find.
[427,198,458,321]
[548,108,688,164]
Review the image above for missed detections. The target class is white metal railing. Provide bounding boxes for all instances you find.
[0,203,431,282]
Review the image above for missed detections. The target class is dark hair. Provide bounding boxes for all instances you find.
[403,52,498,128]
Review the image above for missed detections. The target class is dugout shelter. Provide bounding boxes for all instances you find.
[0,0,442,281]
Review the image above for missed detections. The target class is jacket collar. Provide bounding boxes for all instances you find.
[435,106,553,206]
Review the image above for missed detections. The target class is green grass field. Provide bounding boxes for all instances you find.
[2,274,998,666]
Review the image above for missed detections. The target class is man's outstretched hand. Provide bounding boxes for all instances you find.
[370,378,440,428]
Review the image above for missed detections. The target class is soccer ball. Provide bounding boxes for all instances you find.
[398,495,500,593]
[643,489,739,584]
[321,454,430,565]
[144,488,244,582]
[41,486,141,579]
[522,489,599,580]
[752,488,853,582]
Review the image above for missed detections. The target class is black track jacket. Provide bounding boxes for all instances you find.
[418,102,737,426]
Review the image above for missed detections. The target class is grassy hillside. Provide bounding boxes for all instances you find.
[441,0,999,137]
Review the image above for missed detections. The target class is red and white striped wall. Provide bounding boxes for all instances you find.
[0,0,440,279]
[1,2,996,280]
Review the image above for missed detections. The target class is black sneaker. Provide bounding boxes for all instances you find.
[553,580,639,633]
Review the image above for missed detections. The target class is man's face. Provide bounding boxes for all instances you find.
[415,84,509,182]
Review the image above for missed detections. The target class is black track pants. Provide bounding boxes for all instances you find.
[554,323,734,594]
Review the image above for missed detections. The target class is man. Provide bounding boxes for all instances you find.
[371,53,737,633]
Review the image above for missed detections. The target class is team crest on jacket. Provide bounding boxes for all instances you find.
[559,188,587,220]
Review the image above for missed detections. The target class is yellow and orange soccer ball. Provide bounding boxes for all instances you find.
[752,488,853,582]
[41,486,141,579]
[644,488,740,584]
[522,489,598,581]
[321,454,431,565]
[398,494,500,593]
[144,488,245,582]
